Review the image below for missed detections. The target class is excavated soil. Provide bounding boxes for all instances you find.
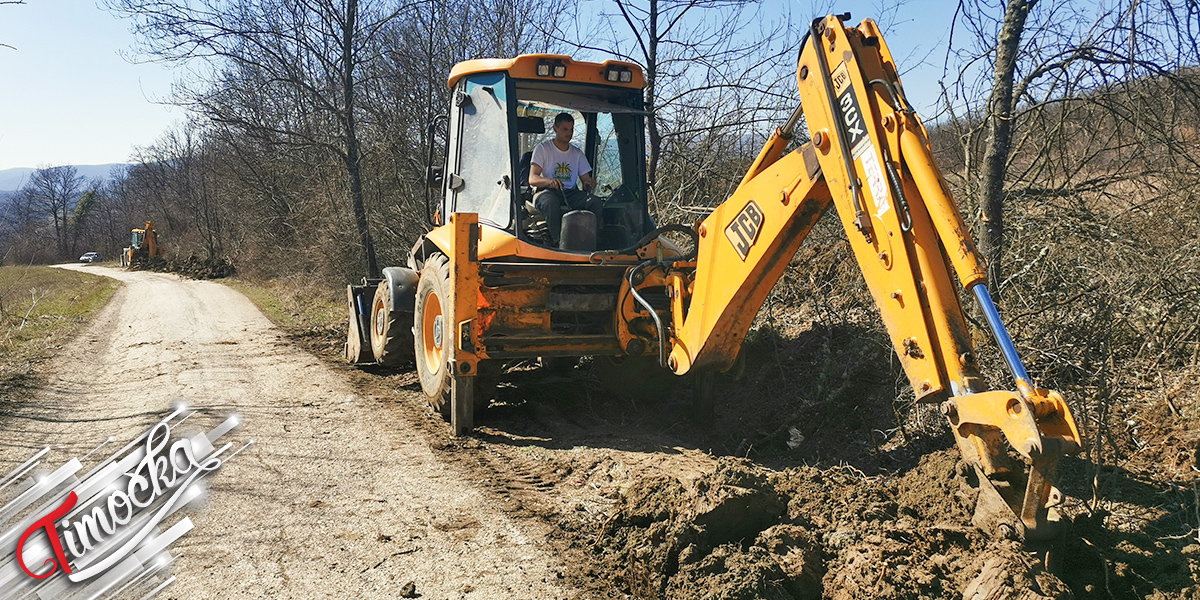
[345,325,1199,599]
[586,454,1070,600]
[389,322,1199,599]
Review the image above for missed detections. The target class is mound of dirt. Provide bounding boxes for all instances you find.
[593,454,1073,600]
[124,255,235,279]
[169,255,237,279]
[126,255,168,271]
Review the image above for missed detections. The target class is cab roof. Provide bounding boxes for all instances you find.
[447,54,645,90]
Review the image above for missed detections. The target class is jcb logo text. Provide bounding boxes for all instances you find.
[725,200,764,261]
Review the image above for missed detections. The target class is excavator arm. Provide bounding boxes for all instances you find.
[656,14,1080,541]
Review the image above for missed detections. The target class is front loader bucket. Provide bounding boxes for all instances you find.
[345,281,377,364]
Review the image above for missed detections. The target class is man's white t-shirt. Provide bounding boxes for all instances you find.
[531,139,591,190]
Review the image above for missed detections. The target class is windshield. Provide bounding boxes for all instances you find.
[592,112,623,195]
[513,93,650,249]
[516,101,635,200]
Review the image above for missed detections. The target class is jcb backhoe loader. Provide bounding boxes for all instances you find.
[121,221,160,267]
[347,14,1081,542]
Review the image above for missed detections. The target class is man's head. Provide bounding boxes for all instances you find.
[552,112,575,145]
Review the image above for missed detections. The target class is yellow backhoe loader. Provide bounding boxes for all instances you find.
[347,14,1081,543]
[120,221,160,267]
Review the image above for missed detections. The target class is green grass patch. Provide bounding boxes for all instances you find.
[1,266,121,389]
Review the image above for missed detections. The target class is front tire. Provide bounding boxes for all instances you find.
[370,280,414,366]
[415,254,452,416]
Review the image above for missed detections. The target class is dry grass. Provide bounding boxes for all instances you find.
[224,274,347,359]
[0,266,120,392]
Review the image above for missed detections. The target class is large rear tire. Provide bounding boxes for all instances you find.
[370,280,414,366]
[415,254,453,417]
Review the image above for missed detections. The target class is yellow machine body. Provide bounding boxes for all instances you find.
[123,221,160,267]
[350,19,1080,541]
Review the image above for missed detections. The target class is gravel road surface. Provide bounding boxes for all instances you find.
[0,265,574,599]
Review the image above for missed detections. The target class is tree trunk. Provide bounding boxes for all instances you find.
[645,0,660,187]
[342,0,379,278]
[978,0,1035,290]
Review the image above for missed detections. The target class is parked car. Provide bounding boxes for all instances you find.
[79,252,102,263]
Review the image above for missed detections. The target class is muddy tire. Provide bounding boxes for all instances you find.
[370,280,414,366]
[415,254,453,417]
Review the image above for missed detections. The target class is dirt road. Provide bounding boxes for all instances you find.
[0,265,573,599]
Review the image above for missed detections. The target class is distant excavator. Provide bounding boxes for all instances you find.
[121,221,160,267]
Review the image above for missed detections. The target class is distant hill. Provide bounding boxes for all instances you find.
[0,164,129,192]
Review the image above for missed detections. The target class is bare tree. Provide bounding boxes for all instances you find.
[82,169,136,260]
[562,0,797,192]
[107,0,412,278]
[359,0,571,263]
[0,0,24,50]
[127,125,226,259]
[944,0,1200,288]
[16,166,86,258]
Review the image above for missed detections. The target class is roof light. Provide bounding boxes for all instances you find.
[605,66,633,83]
[536,60,552,77]
[552,64,567,78]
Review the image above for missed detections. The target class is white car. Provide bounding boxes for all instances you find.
[79,252,102,263]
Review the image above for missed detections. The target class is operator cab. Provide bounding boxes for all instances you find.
[441,55,651,252]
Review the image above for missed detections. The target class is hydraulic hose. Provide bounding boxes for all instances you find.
[627,259,670,368]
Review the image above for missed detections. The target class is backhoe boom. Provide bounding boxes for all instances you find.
[665,14,1080,540]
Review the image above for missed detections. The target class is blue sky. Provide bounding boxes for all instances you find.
[0,0,183,171]
[0,0,958,172]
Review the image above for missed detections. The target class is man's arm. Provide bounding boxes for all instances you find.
[529,162,564,189]
[576,148,595,190]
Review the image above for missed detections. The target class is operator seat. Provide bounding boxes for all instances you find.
[520,150,554,243]
[516,115,555,244]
